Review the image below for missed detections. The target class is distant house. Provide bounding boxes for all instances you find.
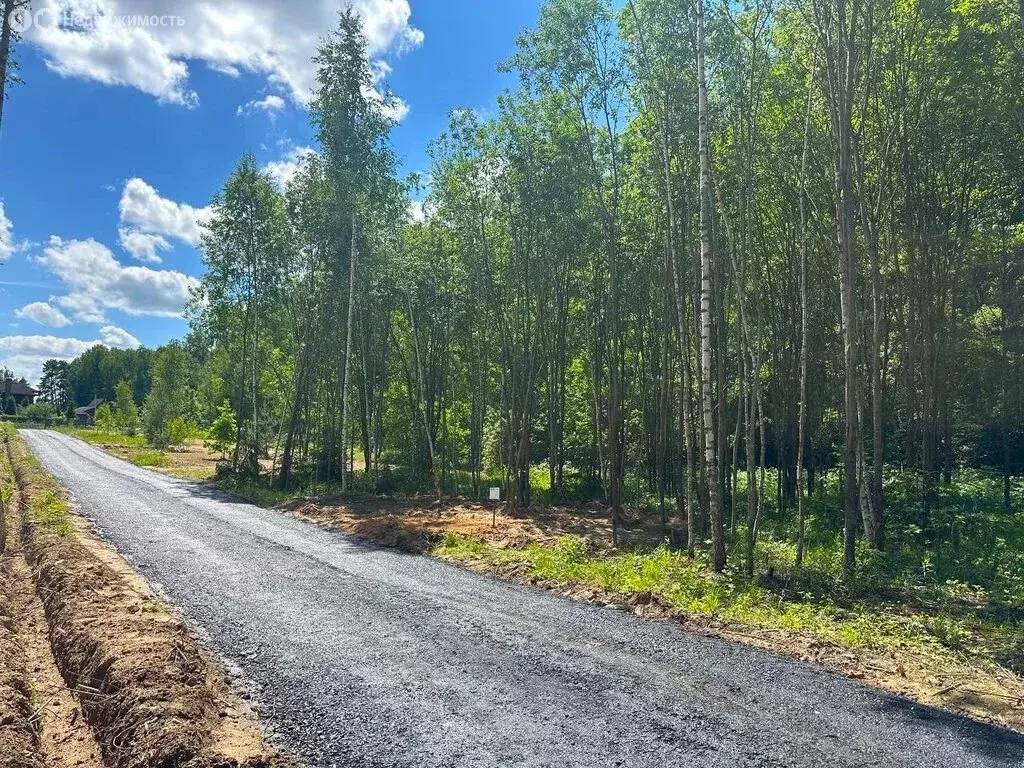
[74,398,105,425]
[3,379,38,407]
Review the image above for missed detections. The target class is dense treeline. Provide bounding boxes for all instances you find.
[36,1,1024,580]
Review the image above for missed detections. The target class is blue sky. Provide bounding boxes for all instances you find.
[0,0,541,383]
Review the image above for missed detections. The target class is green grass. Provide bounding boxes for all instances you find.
[1,425,73,537]
[56,426,147,448]
[434,532,1021,666]
[29,488,73,537]
[130,449,169,468]
[214,478,295,506]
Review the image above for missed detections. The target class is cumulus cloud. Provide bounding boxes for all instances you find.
[118,227,171,263]
[37,236,199,322]
[15,302,71,328]
[22,0,421,113]
[262,145,317,191]
[117,177,212,264]
[0,331,138,383]
[0,202,13,261]
[119,178,212,248]
[237,93,285,117]
[99,324,141,348]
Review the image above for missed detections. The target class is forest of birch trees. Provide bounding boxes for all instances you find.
[187,0,1024,578]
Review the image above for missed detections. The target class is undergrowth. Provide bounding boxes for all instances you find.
[55,426,147,448]
[434,533,1022,669]
[131,450,170,468]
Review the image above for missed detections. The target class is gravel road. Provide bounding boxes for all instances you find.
[20,429,1024,768]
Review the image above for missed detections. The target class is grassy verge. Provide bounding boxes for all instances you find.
[433,531,1023,729]
[129,449,169,468]
[53,426,146,448]
[435,534,1019,661]
[54,426,217,480]
[3,426,73,538]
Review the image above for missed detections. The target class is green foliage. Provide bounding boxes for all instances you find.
[112,380,140,436]
[17,400,61,423]
[204,400,236,459]
[93,403,116,432]
[167,417,196,447]
[143,343,192,448]
[38,359,73,413]
[130,450,170,468]
[67,345,153,409]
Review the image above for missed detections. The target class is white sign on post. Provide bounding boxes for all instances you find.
[488,486,501,501]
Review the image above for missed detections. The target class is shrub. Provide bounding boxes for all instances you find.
[18,400,61,423]
[204,401,236,459]
[167,417,195,447]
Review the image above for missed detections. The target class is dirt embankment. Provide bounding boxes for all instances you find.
[3,431,293,768]
[278,495,611,554]
[0,561,47,768]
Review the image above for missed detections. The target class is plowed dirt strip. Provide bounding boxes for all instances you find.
[4,428,293,768]
[2,470,104,768]
[0,558,47,768]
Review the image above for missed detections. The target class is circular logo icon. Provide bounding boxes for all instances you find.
[8,6,33,33]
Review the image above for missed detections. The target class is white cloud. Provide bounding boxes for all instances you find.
[262,145,317,191]
[38,236,199,322]
[118,177,212,248]
[237,93,285,117]
[23,0,422,113]
[0,335,99,384]
[407,199,425,223]
[99,324,141,348]
[15,302,71,328]
[0,331,138,383]
[0,202,13,261]
[207,61,240,78]
[118,227,171,263]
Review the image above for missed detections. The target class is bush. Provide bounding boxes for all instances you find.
[167,417,195,447]
[18,400,61,423]
[204,401,236,459]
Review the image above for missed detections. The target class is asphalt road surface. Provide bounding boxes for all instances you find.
[20,429,1024,768]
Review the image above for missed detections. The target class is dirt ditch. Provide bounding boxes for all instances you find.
[2,431,293,768]
[0,560,48,768]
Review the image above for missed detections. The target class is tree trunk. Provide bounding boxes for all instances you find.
[696,0,726,573]
[0,0,20,136]
[796,59,814,566]
[339,210,358,492]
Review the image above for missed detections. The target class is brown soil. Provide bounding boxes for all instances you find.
[0,559,47,768]
[279,495,630,553]
[4,433,294,768]
[106,440,366,484]
[104,440,223,481]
